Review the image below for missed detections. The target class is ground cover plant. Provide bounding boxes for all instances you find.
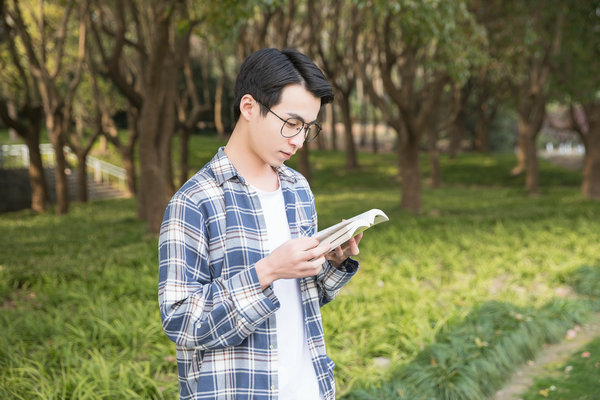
[1,135,599,399]
[519,336,600,400]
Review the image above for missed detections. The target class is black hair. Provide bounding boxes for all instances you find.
[233,48,334,122]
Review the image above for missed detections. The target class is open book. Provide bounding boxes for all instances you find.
[314,209,389,253]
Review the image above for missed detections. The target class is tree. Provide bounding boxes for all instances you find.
[6,0,89,214]
[553,1,600,200]
[309,0,360,169]
[90,0,259,233]
[479,0,565,194]
[0,4,48,212]
[354,0,484,211]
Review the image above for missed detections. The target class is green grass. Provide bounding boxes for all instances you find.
[1,134,599,399]
[520,336,600,400]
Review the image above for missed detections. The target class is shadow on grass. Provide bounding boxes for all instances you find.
[0,198,154,295]
[344,298,590,400]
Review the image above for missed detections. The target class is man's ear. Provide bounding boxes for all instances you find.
[239,94,256,121]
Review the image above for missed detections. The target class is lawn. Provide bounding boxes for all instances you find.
[520,336,600,400]
[1,134,599,399]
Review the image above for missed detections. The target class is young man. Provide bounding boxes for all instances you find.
[158,48,362,400]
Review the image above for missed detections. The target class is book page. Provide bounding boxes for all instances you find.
[314,209,389,251]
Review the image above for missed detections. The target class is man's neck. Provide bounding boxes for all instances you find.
[224,128,279,192]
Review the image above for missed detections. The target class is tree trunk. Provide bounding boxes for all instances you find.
[517,114,540,194]
[371,107,378,154]
[0,101,48,211]
[330,103,337,151]
[474,102,494,153]
[159,66,177,197]
[339,94,358,169]
[449,105,466,158]
[215,74,226,139]
[179,127,191,187]
[122,146,136,198]
[399,133,422,212]
[427,127,441,189]
[24,131,49,212]
[316,107,326,150]
[297,144,311,184]
[137,21,177,233]
[76,153,88,202]
[582,105,600,199]
[48,116,69,214]
[123,108,138,197]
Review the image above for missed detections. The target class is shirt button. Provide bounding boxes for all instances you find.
[269,344,274,349]
[270,385,275,390]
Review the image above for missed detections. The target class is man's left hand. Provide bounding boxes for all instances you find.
[325,232,363,269]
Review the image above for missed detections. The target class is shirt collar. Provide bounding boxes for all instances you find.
[210,147,297,186]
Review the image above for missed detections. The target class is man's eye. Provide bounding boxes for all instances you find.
[286,119,302,130]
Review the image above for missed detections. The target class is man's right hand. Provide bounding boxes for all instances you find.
[255,237,331,290]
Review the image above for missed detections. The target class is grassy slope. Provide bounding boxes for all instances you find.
[1,134,599,399]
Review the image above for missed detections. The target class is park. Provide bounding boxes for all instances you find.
[1,1,599,399]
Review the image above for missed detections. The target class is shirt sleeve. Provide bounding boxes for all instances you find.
[158,193,279,350]
[306,189,359,306]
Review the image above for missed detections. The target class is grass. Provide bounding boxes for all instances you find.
[1,133,599,399]
[520,337,600,400]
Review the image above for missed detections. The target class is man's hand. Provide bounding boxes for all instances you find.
[325,231,363,269]
[255,237,331,290]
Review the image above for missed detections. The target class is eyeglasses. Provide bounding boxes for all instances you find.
[257,101,322,143]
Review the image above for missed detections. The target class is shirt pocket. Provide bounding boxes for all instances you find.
[298,223,314,238]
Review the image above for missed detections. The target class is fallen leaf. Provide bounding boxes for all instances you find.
[539,388,549,397]
[581,351,591,358]
[565,365,573,373]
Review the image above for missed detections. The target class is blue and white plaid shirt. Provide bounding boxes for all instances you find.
[158,148,358,400]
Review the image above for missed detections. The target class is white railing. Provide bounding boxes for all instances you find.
[0,143,127,188]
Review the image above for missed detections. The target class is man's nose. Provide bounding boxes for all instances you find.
[289,131,305,149]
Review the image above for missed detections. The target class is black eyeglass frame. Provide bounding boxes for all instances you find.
[257,101,322,143]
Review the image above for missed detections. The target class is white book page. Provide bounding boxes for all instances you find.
[314,209,389,252]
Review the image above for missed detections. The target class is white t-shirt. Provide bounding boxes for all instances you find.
[251,183,322,400]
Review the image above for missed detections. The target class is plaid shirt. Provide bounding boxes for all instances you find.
[158,148,358,400]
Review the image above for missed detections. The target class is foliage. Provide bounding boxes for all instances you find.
[1,136,599,399]
[550,0,600,103]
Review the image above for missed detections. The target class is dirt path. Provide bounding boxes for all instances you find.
[540,152,583,171]
[492,313,600,400]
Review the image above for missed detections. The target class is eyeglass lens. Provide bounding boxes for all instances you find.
[281,118,320,142]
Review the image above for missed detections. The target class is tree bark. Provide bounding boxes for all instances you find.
[517,112,542,195]
[371,106,378,154]
[329,103,337,151]
[575,103,600,200]
[76,154,88,203]
[474,101,494,153]
[427,126,441,189]
[214,74,226,139]
[338,93,358,169]
[25,130,48,211]
[582,135,600,200]
[0,101,48,211]
[399,133,421,212]
[297,144,311,184]
[48,118,70,214]
[449,84,471,158]
[136,7,179,233]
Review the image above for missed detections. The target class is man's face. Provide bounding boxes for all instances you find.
[248,84,321,168]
